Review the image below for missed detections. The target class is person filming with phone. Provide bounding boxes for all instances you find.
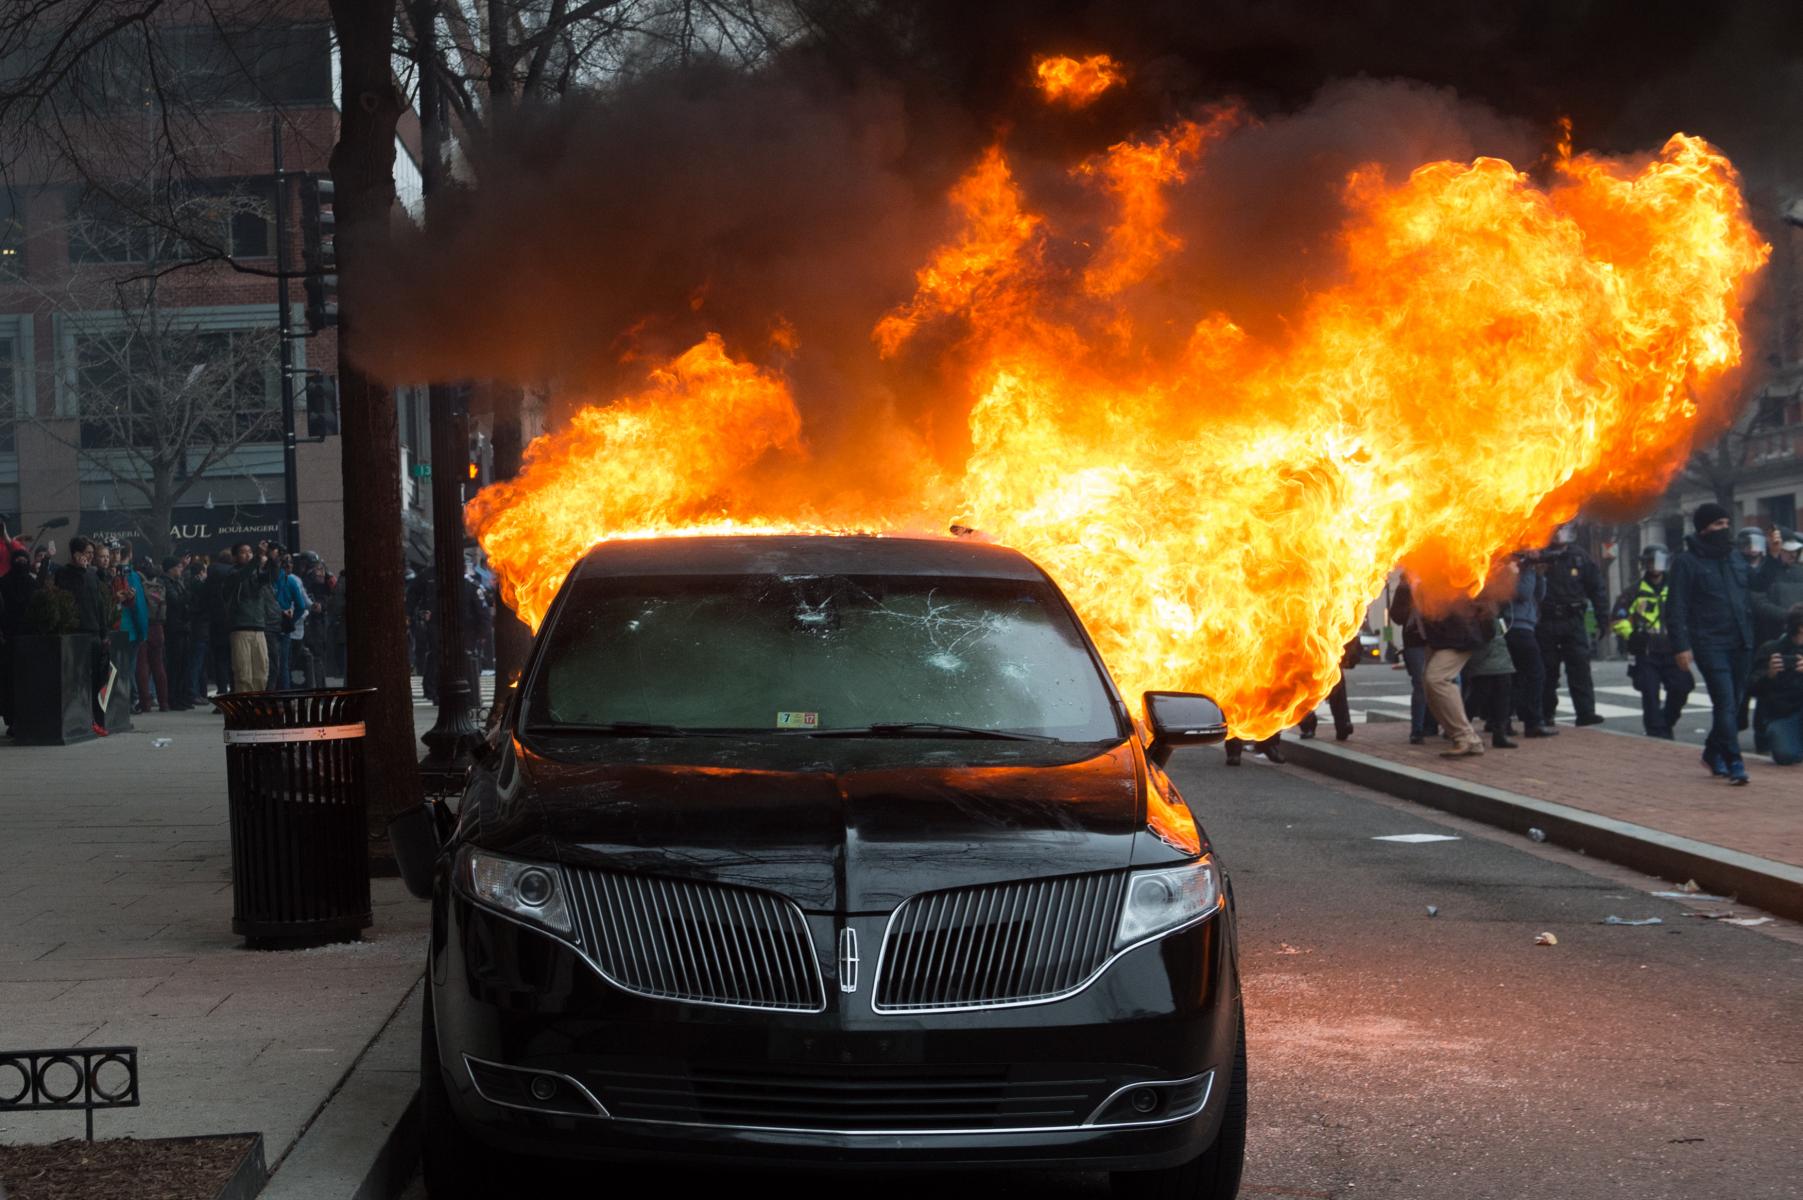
[1750,603,1803,766]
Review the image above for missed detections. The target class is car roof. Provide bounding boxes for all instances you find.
[572,534,1049,581]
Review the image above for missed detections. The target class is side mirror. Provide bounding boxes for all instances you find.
[387,801,444,900]
[1144,691,1229,767]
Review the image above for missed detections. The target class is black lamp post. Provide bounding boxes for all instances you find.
[419,382,482,790]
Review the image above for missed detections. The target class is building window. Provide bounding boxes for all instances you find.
[166,24,333,108]
[68,190,153,264]
[1760,494,1797,533]
[186,179,275,259]
[0,191,22,279]
[0,333,16,453]
[68,180,273,265]
[74,325,279,450]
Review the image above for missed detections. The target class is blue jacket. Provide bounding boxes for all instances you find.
[277,570,309,616]
[1503,568,1545,632]
[1667,534,1782,655]
[119,567,150,643]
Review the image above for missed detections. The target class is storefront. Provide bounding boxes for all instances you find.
[76,502,286,559]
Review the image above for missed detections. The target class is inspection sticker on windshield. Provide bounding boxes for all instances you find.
[776,711,819,730]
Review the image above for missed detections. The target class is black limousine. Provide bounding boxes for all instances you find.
[392,535,1245,1198]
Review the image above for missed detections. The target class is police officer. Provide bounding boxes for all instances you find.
[1611,544,1692,739]
[1538,524,1609,726]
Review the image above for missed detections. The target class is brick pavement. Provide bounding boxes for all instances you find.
[1327,719,1803,869]
[0,705,429,1162]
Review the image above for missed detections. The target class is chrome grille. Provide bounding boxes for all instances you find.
[564,868,824,1012]
[873,870,1128,1012]
[586,1061,1108,1131]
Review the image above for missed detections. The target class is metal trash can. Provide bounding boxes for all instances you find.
[214,689,375,946]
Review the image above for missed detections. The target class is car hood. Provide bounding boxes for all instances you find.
[477,736,1155,912]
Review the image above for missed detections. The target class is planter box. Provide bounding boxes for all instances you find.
[0,1132,265,1200]
[7,634,99,745]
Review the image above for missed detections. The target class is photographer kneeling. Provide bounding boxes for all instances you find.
[1751,603,1803,766]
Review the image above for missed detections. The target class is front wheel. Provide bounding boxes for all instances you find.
[1111,1007,1247,1200]
[420,986,498,1200]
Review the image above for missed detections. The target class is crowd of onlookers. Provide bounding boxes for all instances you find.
[0,518,344,737]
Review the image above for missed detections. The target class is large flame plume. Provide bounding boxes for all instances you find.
[470,104,1766,739]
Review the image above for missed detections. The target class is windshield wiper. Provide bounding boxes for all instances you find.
[809,722,1057,742]
[525,721,704,737]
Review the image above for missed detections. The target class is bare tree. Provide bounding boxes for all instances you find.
[1680,388,1791,511]
[33,278,281,560]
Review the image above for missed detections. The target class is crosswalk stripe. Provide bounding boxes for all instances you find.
[1349,691,1698,721]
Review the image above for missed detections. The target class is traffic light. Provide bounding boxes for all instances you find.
[305,373,339,437]
[299,175,337,331]
[463,434,488,499]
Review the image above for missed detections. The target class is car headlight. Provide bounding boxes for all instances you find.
[454,847,575,938]
[1116,857,1221,948]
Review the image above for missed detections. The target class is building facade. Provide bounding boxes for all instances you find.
[0,7,427,570]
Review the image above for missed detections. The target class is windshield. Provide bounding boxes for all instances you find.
[523,572,1125,742]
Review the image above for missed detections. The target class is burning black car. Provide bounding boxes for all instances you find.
[393,535,1245,1197]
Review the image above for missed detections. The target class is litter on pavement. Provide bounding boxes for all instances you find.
[1684,912,1774,926]
[1371,834,1462,843]
[1651,890,1733,902]
[1601,916,1663,926]
[1534,931,1558,945]
[1426,905,1439,917]
[1526,827,1547,842]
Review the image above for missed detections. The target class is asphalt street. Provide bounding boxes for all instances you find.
[401,748,1803,1199]
[1341,657,1728,751]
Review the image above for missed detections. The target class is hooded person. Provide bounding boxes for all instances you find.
[1668,502,1784,783]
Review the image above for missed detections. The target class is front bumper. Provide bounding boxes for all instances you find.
[427,892,1240,1170]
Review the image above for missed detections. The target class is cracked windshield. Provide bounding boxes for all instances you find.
[527,574,1123,740]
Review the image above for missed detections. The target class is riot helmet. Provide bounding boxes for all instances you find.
[1640,543,1670,574]
[1553,523,1578,545]
[1738,526,1766,559]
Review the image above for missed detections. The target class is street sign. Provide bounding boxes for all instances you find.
[411,463,432,479]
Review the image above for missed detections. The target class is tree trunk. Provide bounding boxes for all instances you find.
[147,468,176,563]
[329,0,423,841]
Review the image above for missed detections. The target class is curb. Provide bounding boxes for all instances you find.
[259,979,422,1200]
[1284,739,1803,922]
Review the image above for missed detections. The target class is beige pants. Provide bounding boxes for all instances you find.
[230,630,269,693]
[1424,647,1478,747]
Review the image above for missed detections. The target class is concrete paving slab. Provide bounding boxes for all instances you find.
[0,706,430,1169]
[261,981,422,1200]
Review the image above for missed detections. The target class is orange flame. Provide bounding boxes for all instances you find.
[1032,53,1126,107]
[470,123,1767,740]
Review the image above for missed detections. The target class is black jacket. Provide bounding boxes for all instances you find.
[1390,581,1428,650]
[54,563,107,635]
[1539,546,1608,628]
[1668,535,1781,655]
[1750,636,1803,721]
[1423,601,1492,652]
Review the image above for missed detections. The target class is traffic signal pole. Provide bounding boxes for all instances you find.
[418,384,482,787]
[271,112,302,551]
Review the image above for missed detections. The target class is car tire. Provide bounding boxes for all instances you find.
[1110,1006,1248,1200]
[420,987,496,1200]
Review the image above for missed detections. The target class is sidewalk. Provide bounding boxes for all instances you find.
[1286,719,1803,920]
[0,703,430,1181]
